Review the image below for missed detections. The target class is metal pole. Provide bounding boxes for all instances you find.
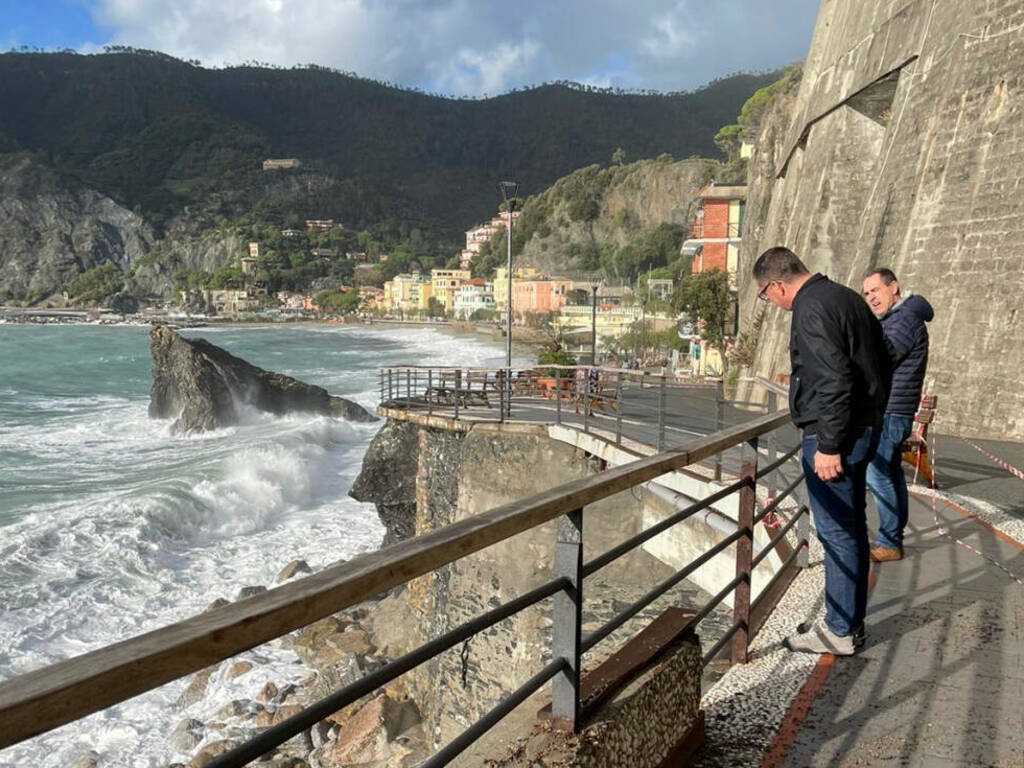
[555,368,562,425]
[590,286,598,366]
[615,371,622,446]
[797,506,810,568]
[583,368,590,434]
[454,369,461,420]
[731,437,758,665]
[427,369,433,416]
[657,375,666,452]
[551,507,583,731]
[714,379,725,480]
[766,391,778,498]
[406,369,411,409]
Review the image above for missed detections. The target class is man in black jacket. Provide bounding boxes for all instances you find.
[754,247,891,655]
[862,268,934,562]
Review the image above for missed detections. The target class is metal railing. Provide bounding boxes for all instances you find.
[378,364,767,470]
[0,408,807,768]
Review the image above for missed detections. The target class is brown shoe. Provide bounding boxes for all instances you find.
[870,546,903,563]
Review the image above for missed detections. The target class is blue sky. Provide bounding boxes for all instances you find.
[1,0,820,97]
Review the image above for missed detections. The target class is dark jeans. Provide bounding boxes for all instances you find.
[801,427,878,637]
[866,414,914,549]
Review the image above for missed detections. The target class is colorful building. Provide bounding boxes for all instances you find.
[430,268,471,312]
[493,266,538,313]
[511,276,574,318]
[453,279,495,319]
[685,184,746,283]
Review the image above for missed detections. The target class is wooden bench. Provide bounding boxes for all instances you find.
[901,394,936,487]
[425,385,489,408]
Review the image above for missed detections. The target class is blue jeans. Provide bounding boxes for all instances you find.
[866,414,914,550]
[801,427,878,637]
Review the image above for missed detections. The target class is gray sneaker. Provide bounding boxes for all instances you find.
[797,620,865,648]
[785,624,856,655]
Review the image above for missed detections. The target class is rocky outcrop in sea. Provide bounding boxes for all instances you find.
[148,326,376,433]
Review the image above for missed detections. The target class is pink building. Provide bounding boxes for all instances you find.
[511,277,573,317]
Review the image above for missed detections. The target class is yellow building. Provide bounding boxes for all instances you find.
[493,266,538,312]
[383,273,432,314]
[430,269,471,312]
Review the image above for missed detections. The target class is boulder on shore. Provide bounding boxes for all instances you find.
[148,326,376,433]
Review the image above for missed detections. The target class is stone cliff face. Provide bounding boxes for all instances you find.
[148,326,375,433]
[351,420,651,749]
[738,0,1024,439]
[513,158,716,275]
[0,155,153,301]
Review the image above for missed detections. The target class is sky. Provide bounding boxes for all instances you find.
[1,0,820,97]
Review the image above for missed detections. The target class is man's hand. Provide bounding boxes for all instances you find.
[814,451,843,482]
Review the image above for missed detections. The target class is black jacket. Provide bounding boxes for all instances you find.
[880,294,933,416]
[789,274,891,454]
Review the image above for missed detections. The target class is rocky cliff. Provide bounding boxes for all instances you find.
[0,155,153,303]
[148,326,375,433]
[737,0,1024,439]
[505,158,716,277]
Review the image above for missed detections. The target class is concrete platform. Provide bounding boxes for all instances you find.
[697,482,1024,768]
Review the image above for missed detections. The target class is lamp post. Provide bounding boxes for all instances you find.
[499,180,518,415]
[590,282,599,366]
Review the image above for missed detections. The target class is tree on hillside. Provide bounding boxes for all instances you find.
[674,269,732,369]
[66,262,123,304]
[611,147,626,166]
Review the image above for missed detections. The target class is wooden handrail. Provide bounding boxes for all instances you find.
[0,410,789,750]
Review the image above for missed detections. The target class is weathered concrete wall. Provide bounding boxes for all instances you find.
[739,0,1024,439]
[360,421,651,749]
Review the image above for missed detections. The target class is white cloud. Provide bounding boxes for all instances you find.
[86,0,819,96]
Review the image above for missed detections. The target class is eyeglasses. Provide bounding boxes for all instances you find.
[756,281,776,302]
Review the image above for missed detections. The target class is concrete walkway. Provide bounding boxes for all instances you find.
[697,475,1024,767]
[778,490,1024,767]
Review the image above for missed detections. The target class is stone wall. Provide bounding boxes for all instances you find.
[359,421,651,749]
[739,0,1024,439]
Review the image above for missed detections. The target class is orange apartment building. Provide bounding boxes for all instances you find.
[687,185,746,282]
[511,276,574,318]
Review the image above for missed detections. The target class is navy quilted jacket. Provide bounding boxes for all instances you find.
[881,294,933,416]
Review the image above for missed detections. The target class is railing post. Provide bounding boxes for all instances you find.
[555,369,562,426]
[766,391,778,499]
[379,369,384,406]
[797,506,810,568]
[657,375,667,452]
[388,369,393,403]
[406,369,411,409]
[615,371,623,446]
[714,380,725,480]
[454,369,461,420]
[731,437,758,665]
[551,507,583,730]
[427,370,433,416]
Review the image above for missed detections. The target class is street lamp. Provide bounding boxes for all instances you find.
[591,281,600,366]
[499,180,518,414]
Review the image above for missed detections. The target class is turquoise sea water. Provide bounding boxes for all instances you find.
[0,322,517,767]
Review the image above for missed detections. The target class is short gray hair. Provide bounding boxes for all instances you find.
[752,247,809,283]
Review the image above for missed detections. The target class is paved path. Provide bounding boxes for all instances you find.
[778,489,1024,767]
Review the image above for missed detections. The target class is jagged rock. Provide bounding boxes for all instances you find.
[148,326,376,434]
[188,740,240,768]
[215,699,255,720]
[349,420,421,543]
[328,694,407,766]
[225,661,253,680]
[236,585,267,600]
[203,598,230,613]
[177,665,217,708]
[71,750,99,768]
[277,559,313,583]
[257,681,280,704]
[169,719,205,753]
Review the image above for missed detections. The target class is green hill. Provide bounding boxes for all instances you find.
[0,50,780,304]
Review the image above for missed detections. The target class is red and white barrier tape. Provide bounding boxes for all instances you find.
[927,430,1024,585]
[960,437,1024,483]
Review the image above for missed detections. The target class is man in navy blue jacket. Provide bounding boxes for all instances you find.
[755,247,890,655]
[862,268,934,562]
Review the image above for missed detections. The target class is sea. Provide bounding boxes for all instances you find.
[0,322,524,768]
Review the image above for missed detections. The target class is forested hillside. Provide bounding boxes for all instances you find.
[0,50,780,304]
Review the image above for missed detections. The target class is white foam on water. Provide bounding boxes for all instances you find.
[0,323,518,767]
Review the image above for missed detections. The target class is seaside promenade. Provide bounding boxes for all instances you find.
[385,370,1024,766]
